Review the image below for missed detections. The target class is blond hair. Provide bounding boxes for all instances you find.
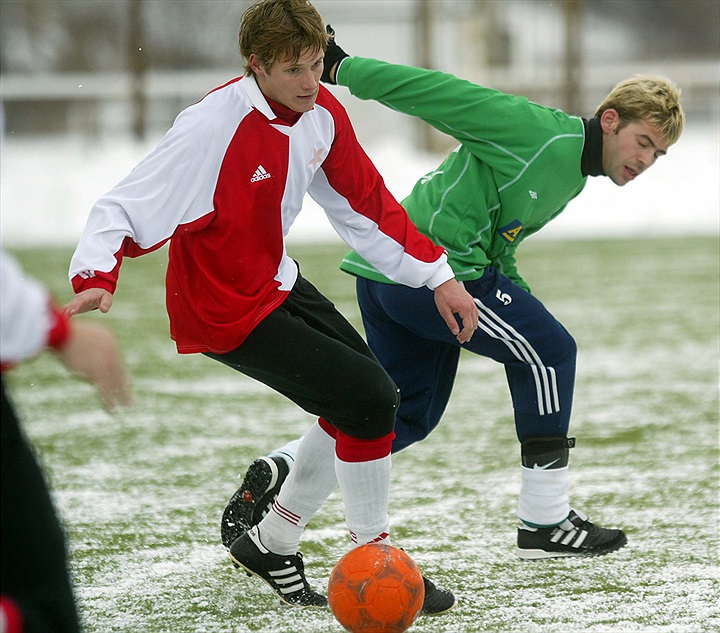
[595,76,685,145]
[238,0,328,76]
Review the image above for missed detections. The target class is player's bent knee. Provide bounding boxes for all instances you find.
[547,326,577,364]
[339,381,399,440]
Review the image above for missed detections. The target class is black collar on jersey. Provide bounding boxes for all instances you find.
[581,117,606,177]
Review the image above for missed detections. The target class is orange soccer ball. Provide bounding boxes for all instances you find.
[328,543,425,633]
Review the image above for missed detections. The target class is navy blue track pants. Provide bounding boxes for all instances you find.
[356,266,577,451]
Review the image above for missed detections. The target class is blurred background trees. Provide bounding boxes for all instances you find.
[1,0,718,146]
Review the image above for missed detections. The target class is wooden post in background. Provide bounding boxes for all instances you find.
[416,0,434,152]
[563,0,584,116]
[128,0,147,140]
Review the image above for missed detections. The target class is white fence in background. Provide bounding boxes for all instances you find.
[1,58,717,147]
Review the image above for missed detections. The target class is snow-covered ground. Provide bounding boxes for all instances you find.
[1,123,717,247]
[2,121,718,633]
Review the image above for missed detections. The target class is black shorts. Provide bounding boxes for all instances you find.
[1,379,81,632]
[205,270,398,439]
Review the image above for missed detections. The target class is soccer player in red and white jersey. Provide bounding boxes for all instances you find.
[64,0,477,608]
[1,249,131,633]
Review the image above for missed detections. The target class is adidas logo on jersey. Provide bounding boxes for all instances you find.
[251,165,271,182]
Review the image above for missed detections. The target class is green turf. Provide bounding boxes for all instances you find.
[5,236,719,632]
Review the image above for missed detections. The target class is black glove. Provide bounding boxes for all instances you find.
[321,24,349,85]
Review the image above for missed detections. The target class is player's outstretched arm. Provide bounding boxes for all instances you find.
[56,320,132,412]
[64,287,113,316]
[433,279,478,344]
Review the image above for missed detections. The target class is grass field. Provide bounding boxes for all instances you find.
[5,237,719,633]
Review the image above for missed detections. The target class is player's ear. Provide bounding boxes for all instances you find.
[600,108,620,134]
[248,53,266,77]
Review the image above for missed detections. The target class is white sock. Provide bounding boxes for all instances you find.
[267,438,302,469]
[335,454,391,547]
[256,422,337,555]
[517,466,570,527]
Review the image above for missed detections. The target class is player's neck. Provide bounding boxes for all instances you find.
[264,95,302,126]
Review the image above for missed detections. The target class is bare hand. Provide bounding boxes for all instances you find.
[55,321,132,412]
[64,288,113,316]
[433,279,478,344]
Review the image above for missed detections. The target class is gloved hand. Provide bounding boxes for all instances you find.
[321,25,349,85]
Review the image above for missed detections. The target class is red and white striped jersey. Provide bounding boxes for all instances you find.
[69,75,452,354]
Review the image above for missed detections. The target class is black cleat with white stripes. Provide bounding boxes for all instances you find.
[229,527,327,607]
[516,509,627,560]
[221,456,289,550]
[223,454,457,614]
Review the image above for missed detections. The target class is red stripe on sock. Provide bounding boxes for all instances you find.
[335,430,395,463]
[272,500,301,526]
[318,417,337,438]
[369,532,390,544]
[349,530,390,545]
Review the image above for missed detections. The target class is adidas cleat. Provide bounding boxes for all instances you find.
[516,509,627,560]
[420,575,456,615]
[229,528,327,607]
[221,456,289,549]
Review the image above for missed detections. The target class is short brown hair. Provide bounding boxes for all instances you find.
[595,76,685,146]
[238,0,328,76]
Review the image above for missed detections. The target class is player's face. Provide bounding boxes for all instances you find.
[250,47,324,113]
[600,109,670,186]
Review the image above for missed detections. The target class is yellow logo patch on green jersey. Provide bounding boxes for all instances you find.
[498,220,523,243]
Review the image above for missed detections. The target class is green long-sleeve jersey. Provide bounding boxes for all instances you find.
[338,57,589,292]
